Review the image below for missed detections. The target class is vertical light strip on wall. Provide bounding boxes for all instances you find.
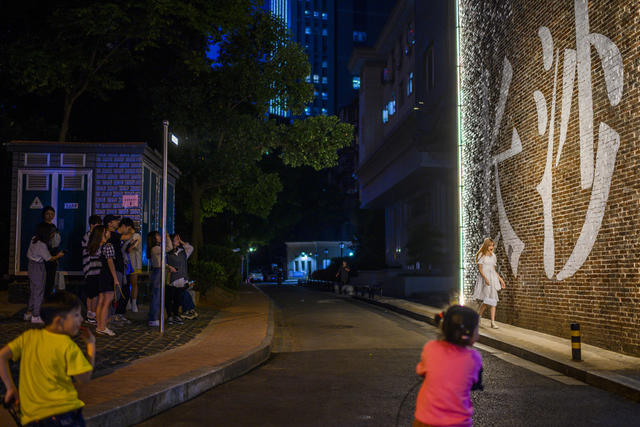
[455,0,465,305]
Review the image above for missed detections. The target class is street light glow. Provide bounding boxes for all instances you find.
[171,133,179,145]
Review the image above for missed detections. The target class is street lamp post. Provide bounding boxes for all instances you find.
[160,120,178,334]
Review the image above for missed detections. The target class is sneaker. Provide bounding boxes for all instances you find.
[86,317,97,325]
[148,320,160,327]
[181,311,196,320]
[23,312,32,321]
[126,300,131,310]
[96,328,116,336]
[131,300,138,313]
[31,316,44,324]
[172,315,184,325]
[166,316,174,324]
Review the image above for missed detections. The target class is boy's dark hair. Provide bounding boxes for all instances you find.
[119,217,134,229]
[89,215,102,226]
[441,305,479,347]
[41,206,55,219]
[41,291,81,325]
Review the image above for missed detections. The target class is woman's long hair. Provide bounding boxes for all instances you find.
[88,225,106,256]
[475,238,494,263]
[147,231,160,259]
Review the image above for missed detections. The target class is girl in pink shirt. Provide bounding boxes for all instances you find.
[414,305,483,427]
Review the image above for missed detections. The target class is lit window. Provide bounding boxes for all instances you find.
[388,96,396,116]
[382,109,389,123]
[305,75,311,83]
[321,92,328,100]
[305,27,312,35]
[353,31,367,42]
[304,107,311,115]
[314,11,319,17]
[313,74,319,83]
[305,10,310,16]
[321,108,327,115]
[322,61,328,68]
[322,28,328,36]
[322,12,328,20]
[322,76,328,84]
[408,72,413,95]
[352,76,360,89]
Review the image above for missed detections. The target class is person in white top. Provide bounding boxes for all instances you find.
[471,238,506,329]
[24,223,65,324]
[124,223,142,312]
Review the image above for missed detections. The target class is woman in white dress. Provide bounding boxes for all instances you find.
[472,238,505,329]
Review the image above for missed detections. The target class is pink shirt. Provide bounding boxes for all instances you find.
[415,340,482,427]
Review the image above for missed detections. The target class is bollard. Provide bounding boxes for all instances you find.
[570,323,582,361]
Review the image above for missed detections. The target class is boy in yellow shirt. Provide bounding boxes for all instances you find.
[0,291,95,426]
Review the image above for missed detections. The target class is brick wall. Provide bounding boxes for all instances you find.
[94,153,142,222]
[460,0,640,355]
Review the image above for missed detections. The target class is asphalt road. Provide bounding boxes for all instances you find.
[138,285,640,427]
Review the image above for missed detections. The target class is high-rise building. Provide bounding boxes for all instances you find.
[266,0,395,117]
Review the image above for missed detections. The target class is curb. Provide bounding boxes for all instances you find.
[86,295,275,426]
[351,295,640,403]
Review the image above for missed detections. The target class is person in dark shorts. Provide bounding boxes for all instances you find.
[82,215,102,324]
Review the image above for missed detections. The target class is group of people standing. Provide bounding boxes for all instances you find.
[25,207,198,337]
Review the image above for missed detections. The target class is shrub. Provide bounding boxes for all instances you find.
[198,244,242,290]
[189,260,226,296]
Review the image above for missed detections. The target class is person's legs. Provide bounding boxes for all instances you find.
[148,269,161,322]
[490,305,498,328]
[477,303,487,318]
[27,261,46,319]
[130,273,139,312]
[44,260,57,299]
[97,291,114,331]
[164,286,174,318]
[180,289,195,312]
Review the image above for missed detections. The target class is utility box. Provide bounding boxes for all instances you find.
[6,141,180,277]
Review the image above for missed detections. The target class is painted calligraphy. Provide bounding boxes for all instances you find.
[489,0,623,281]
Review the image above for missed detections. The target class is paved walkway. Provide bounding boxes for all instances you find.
[354,294,640,402]
[0,284,272,426]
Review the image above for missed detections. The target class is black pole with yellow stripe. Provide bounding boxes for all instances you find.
[571,323,582,361]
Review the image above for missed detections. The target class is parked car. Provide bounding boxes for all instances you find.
[248,271,263,282]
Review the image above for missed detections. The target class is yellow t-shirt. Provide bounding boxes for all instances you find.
[8,329,93,424]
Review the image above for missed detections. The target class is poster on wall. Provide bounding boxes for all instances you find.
[122,194,139,208]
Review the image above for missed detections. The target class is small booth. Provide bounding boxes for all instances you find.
[285,241,353,279]
[6,141,180,277]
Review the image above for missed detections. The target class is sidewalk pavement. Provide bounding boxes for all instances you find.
[0,284,273,426]
[353,294,640,403]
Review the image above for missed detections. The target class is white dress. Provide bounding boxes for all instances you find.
[472,253,501,307]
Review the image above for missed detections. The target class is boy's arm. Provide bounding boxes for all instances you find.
[73,328,95,385]
[0,345,19,406]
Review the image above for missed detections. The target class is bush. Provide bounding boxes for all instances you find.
[197,244,242,290]
[189,260,226,296]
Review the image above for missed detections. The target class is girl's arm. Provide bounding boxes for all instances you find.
[477,263,491,286]
[183,242,194,259]
[107,258,119,286]
[0,346,18,406]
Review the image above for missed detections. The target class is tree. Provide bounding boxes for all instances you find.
[0,0,245,141]
[153,3,353,259]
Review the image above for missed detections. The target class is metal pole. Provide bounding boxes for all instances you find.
[160,120,169,334]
